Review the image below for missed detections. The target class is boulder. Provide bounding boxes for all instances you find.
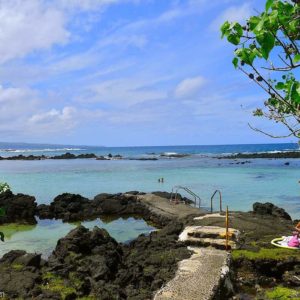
[47,193,90,221]
[253,202,292,221]
[0,190,37,224]
[48,226,123,296]
[0,251,43,299]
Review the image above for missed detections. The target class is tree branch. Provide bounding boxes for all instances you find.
[248,123,296,138]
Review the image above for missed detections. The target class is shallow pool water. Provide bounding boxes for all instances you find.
[0,216,155,259]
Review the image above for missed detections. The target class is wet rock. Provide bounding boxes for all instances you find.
[0,190,37,224]
[253,202,292,221]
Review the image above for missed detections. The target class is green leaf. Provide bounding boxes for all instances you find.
[248,16,260,30]
[227,34,240,45]
[291,82,300,104]
[221,21,230,38]
[256,31,275,59]
[235,48,256,65]
[265,0,274,11]
[275,82,285,90]
[232,57,239,69]
[255,15,267,32]
[294,54,300,63]
[232,22,243,37]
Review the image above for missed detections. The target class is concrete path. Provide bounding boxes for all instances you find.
[134,193,235,299]
[179,225,240,250]
[137,193,207,220]
[154,247,229,300]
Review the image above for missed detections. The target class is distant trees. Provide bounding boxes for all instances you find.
[221,0,300,139]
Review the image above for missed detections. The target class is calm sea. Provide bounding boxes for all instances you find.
[0,142,299,217]
[0,142,299,257]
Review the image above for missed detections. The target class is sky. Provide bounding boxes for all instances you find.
[0,0,297,146]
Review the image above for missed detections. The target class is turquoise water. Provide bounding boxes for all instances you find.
[0,217,155,259]
[0,143,299,218]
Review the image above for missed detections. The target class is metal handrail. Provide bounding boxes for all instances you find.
[170,185,203,208]
[210,189,222,213]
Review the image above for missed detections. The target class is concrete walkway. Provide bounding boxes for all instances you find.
[137,193,207,220]
[135,193,235,299]
[154,247,230,300]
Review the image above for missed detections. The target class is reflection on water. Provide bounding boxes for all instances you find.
[0,216,155,259]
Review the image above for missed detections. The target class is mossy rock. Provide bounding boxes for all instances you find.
[232,248,300,261]
[11,263,24,271]
[264,286,300,299]
[41,272,76,299]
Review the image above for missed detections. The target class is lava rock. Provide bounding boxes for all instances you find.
[0,190,37,224]
[253,202,292,221]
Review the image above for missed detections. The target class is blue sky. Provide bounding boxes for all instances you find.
[0,0,297,146]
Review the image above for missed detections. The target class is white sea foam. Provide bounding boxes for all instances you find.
[2,148,86,153]
[161,152,178,156]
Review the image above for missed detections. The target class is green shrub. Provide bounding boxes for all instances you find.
[0,182,10,194]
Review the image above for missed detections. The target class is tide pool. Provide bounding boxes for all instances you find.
[0,217,155,259]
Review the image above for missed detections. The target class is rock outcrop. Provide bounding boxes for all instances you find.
[0,250,44,299]
[0,191,37,224]
[0,221,190,299]
[253,202,292,221]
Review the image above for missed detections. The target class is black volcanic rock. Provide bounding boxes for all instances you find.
[0,190,37,224]
[220,151,300,159]
[37,193,91,222]
[51,152,76,159]
[253,202,292,221]
[48,226,123,297]
[36,193,145,222]
[0,250,44,299]
[5,154,46,160]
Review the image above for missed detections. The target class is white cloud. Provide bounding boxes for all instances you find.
[0,85,39,137]
[174,76,206,99]
[210,3,252,31]
[84,77,167,107]
[29,107,76,125]
[0,0,69,64]
[58,0,141,11]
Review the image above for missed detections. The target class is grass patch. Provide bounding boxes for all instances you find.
[264,286,300,299]
[41,272,76,299]
[232,248,300,261]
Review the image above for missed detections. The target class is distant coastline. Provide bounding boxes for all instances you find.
[0,150,299,161]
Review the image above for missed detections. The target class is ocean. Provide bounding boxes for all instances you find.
[0,142,299,257]
[0,142,299,214]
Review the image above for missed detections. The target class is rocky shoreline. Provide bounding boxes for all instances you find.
[0,152,190,161]
[1,150,300,161]
[219,151,300,159]
[0,191,299,299]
